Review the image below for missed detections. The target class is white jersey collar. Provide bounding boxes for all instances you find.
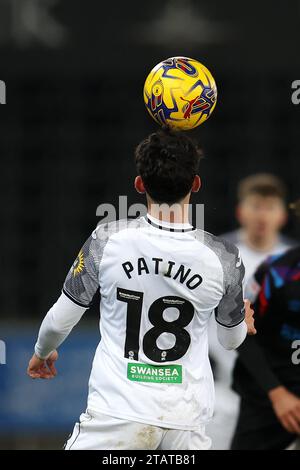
[145,213,195,233]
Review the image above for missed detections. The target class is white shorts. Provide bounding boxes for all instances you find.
[64,410,212,450]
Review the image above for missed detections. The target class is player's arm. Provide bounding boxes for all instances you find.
[27,232,100,379]
[236,260,281,391]
[217,300,255,350]
[236,335,300,435]
[215,244,256,350]
[237,261,300,434]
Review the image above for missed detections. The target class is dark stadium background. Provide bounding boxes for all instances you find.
[0,0,300,449]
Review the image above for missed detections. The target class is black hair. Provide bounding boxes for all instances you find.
[135,127,202,204]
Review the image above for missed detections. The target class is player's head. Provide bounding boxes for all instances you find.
[236,173,288,238]
[134,128,202,205]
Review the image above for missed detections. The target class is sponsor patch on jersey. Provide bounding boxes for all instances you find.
[127,362,182,383]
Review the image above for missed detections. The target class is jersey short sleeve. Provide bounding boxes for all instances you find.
[196,231,245,327]
[215,240,245,327]
[62,219,139,307]
[63,227,105,307]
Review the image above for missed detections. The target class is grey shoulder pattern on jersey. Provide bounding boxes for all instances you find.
[193,229,243,291]
[193,229,245,327]
[92,217,144,254]
[63,218,143,307]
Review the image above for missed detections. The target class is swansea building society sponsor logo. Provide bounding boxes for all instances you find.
[0,81,6,104]
[127,362,182,383]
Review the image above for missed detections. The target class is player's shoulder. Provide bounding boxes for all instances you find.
[193,228,240,261]
[254,245,300,287]
[219,229,240,245]
[193,229,243,287]
[263,245,300,271]
[91,217,144,242]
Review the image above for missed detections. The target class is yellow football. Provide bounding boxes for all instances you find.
[143,56,217,131]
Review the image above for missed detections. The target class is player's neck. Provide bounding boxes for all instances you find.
[147,196,191,225]
[241,229,279,252]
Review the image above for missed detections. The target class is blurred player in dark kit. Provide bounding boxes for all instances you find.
[231,201,300,449]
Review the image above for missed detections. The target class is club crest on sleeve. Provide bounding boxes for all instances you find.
[72,250,85,277]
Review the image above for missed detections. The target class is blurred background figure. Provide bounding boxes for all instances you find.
[231,240,300,449]
[207,173,297,449]
[223,174,296,286]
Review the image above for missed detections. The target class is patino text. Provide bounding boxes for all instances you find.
[122,257,203,290]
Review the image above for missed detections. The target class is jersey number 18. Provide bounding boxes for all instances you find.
[117,287,195,363]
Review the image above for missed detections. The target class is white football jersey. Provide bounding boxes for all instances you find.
[63,215,245,430]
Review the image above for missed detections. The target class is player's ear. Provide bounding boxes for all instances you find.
[192,175,201,193]
[134,176,146,194]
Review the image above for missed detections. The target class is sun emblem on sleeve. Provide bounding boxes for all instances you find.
[73,250,85,277]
